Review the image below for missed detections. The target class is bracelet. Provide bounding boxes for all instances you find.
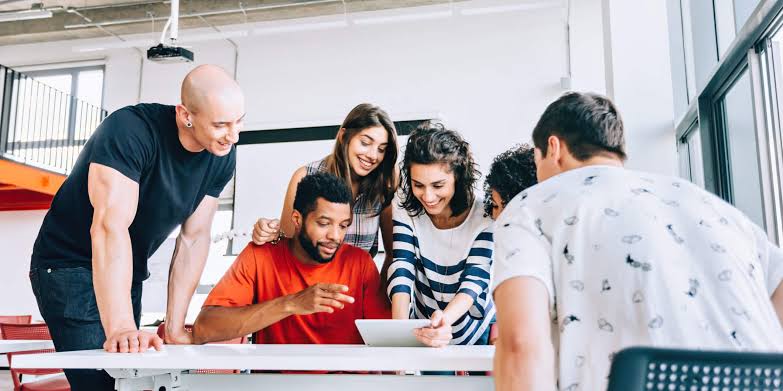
[270,230,285,245]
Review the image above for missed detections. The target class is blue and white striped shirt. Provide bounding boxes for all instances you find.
[387,197,495,345]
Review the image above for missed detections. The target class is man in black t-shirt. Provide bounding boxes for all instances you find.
[29,64,244,390]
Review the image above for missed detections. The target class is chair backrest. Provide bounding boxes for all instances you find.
[0,316,32,339]
[156,322,247,374]
[607,346,783,391]
[0,323,52,341]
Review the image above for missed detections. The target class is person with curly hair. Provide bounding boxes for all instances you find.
[483,144,538,220]
[386,123,494,348]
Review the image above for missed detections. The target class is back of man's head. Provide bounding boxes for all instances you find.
[532,92,626,161]
[293,172,353,219]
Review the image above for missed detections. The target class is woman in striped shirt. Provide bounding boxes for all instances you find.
[251,103,399,266]
[387,124,495,347]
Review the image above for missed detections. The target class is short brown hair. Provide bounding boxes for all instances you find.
[532,92,626,161]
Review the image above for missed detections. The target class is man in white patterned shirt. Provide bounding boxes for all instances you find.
[492,92,783,391]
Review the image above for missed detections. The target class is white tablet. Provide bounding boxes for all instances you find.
[355,319,432,347]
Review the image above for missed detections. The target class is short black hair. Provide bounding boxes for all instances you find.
[532,92,626,161]
[293,172,353,218]
[399,122,480,217]
[483,144,537,217]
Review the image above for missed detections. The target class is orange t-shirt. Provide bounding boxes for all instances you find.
[203,239,391,344]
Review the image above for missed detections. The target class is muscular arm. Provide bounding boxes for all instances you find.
[164,196,218,344]
[89,163,161,352]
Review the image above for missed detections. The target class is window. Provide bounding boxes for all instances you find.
[718,69,766,227]
[3,64,106,172]
[26,66,105,142]
[678,120,705,187]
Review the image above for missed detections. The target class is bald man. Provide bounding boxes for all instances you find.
[29,64,244,390]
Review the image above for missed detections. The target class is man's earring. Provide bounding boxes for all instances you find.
[186,122,193,128]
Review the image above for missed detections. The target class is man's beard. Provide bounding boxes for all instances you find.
[298,228,341,264]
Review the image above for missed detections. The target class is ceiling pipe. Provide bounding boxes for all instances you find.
[67,7,146,102]
[63,0,341,29]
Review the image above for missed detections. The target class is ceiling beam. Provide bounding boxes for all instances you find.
[0,0,460,46]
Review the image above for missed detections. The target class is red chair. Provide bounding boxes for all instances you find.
[156,322,246,374]
[0,323,70,391]
[0,316,32,339]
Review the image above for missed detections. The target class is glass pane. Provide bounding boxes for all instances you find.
[714,0,736,57]
[723,70,765,226]
[76,69,103,108]
[687,0,719,91]
[32,74,72,95]
[686,128,705,187]
[678,137,692,180]
[734,0,760,33]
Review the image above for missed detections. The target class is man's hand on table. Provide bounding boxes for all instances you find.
[164,325,194,345]
[104,328,164,353]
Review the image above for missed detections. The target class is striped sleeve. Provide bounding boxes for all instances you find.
[458,227,494,303]
[387,209,418,299]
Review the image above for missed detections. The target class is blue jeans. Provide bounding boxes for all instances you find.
[422,325,492,376]
[30,266,143,391]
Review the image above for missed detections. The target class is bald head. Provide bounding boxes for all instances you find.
[181,64,243,113]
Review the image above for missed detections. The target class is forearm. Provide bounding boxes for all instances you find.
[193,296,293,344]
[494,340,556,391]
[166,232,210,333]
[772,283,783,327]
[390,293,411,319]
[91,224,135,336]
[380,253,393,293]
[442,293,474,326]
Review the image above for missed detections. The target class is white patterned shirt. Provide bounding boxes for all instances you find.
[492,165,783,391]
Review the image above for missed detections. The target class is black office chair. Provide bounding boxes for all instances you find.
[607,346,783,391]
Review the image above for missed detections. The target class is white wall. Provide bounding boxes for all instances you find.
[0,211,46,320]
[603,0,678,175]
[0,0,677,319]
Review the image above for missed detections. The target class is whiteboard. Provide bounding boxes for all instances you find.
[233,135,410,256]
[233,138,334,254]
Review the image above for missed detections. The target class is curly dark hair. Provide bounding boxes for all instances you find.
[293,172,353,219]
[399,123,480,217]
[483,144,538,217]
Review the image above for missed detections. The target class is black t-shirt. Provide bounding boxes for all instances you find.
[31,103,236,282]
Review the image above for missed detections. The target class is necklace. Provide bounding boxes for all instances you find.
[437,228,456,305]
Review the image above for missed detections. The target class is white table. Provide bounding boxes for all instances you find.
[0,340,54,367]
[14,344,495,390]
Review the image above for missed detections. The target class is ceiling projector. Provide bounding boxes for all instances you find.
[147,44,193,63]
[147,0,194,64]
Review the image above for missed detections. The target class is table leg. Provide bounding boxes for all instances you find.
[104,369,187,391]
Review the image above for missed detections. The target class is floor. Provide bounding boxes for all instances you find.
[0,370,12,390]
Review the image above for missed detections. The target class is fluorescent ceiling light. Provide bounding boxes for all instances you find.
[459,2,559,16]
[253,20,347,35]
[75,30,248,53]
[0,7,52,22]
[352,10,453,25]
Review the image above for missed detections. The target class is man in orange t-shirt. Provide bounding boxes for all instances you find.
[193,172,390,345]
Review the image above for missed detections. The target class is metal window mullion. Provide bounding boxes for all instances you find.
[764,39,783,244]
[747,46,779,238]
